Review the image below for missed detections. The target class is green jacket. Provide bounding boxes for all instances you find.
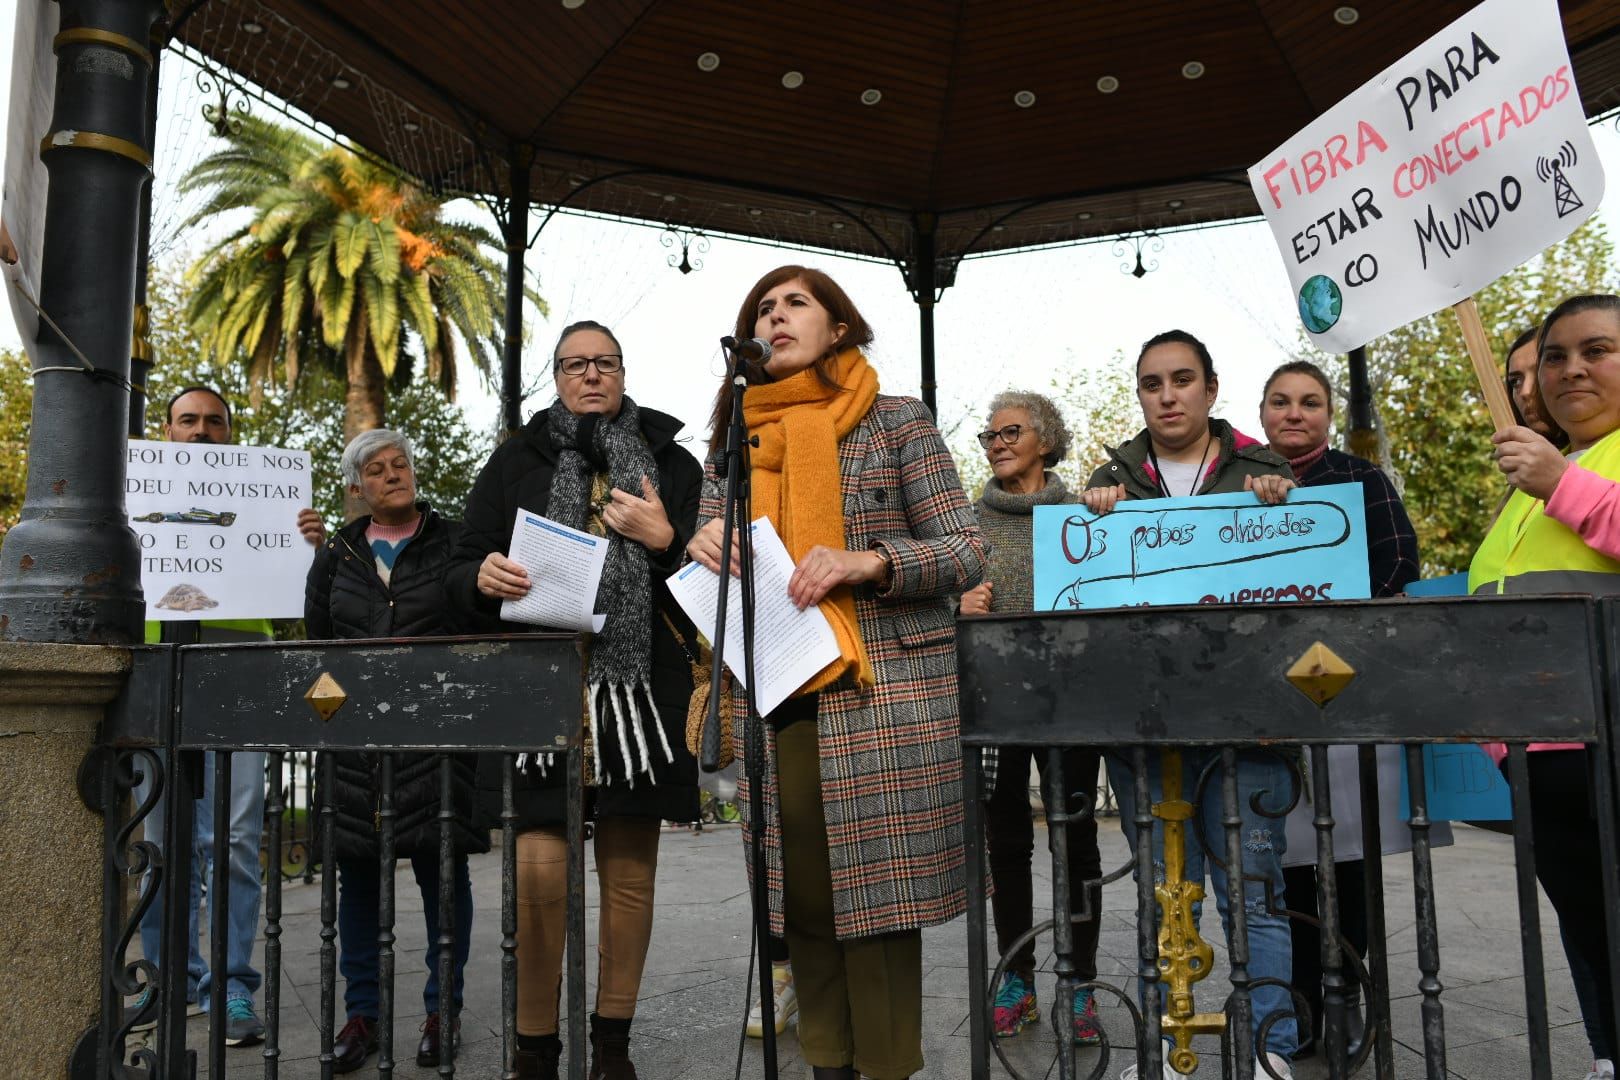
[1086,418,1290,499]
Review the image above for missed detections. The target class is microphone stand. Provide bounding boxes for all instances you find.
[702,341,777,1079]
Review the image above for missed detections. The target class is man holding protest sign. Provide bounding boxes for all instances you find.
[128,385,324,1048]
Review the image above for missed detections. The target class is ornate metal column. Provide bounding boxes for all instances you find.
[910,213,939,419]
[0,0,166,643]
[128,27,161,437]
[501,144,532,436]
[1346,346,1376,461]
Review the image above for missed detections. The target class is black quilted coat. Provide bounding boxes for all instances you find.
[304,503,489,860]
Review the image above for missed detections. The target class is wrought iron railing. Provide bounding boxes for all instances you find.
[957,594,1620,1080]
[88,633,584,1079]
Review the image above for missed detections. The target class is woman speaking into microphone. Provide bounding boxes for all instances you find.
[686,266,986,1080]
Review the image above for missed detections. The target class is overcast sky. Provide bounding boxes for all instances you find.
[4,3,1620,469]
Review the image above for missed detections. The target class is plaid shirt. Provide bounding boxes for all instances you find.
[1299,447,1420,598]
[701,394,988,939]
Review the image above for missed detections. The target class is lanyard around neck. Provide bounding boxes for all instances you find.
[1148,432,1214,498]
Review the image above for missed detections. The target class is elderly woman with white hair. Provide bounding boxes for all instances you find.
[303,428,486,1073]
[958,390,1106,1045]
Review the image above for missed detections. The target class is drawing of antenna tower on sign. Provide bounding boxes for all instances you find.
[1536,141,1584,218]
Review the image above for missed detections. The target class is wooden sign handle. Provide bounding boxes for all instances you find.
[1452,296,1517,432]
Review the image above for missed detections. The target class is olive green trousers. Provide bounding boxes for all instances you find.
[777,718,922,1080]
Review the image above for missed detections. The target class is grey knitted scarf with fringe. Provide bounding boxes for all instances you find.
[534,394,673,785]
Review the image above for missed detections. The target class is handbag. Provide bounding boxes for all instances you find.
[661,612,734,769]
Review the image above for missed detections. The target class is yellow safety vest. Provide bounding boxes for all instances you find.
[143,618,275,644]
[1469,426,1620,596]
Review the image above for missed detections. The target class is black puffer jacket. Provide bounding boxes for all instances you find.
[446,406,702,827]
[305,504,490,860]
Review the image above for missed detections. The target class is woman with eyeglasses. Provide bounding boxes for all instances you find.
[686,265,986,1080]
[446,320,703,1080]
[959,391,1106,1047]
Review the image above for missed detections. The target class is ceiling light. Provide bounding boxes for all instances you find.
[860,88,882,106]
[1096,75,1120,94]
[331,74,351,90]
[782,71,804,89]
[992,225,1007,232]
[1182,61,1205,79]
[401,120,420,133]
[663,193,677,202]
[1334,6,1359,24]
[1013,90,1036,108]
[561,0,586,8]
[1167,199,1185,209]
[1076,211,1093,221]
[696,52,720,72]
[240,19,265,34]
[748,208,763,217]
[831,221,846,230]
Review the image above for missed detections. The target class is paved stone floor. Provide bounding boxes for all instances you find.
[157,820,1597,1078]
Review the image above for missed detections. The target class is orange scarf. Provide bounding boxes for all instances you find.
[744,348,879,693]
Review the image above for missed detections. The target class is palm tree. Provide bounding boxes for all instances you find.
[181,115,531,448]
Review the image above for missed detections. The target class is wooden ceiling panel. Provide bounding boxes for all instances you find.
[174,0,1620,267]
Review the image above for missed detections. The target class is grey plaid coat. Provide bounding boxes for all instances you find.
[700,394,988,939]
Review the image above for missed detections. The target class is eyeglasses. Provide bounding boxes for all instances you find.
[976,424,1025,448]
[555,354,623,376]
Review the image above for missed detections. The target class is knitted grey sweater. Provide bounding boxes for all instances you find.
[972,472,1079,613]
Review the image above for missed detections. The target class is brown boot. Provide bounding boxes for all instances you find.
[588,1013,638,1079]
[515,1034,562,1079]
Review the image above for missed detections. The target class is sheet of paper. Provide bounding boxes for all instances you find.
[499,508,608,632]
[666,517,842,717]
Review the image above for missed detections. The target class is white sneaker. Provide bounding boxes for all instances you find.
[1586,1059,1616,1080]
[745,963,797,1038]
[1257,1052,1294,1079]
[1118,1061,1180,1079]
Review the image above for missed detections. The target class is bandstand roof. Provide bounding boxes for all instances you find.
[171,0,1620,280]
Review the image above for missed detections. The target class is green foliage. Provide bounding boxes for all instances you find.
[1308,221,1618,575]
[181,114,538,440]
[0,348,30,537]
[142,264,491,528]
[948,354,1140,499]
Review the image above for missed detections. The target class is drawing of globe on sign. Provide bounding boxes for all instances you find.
[1298,274,1343,333]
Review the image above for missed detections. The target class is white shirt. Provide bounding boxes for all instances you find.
[1157,459,1204,498]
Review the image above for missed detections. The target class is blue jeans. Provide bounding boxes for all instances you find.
[337,853,473,1020]
[1107,750,1298,1057]
[136,751,267,1004]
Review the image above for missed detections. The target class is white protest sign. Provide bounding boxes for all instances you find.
[1249,0,1603,354]
[126,439,314,621]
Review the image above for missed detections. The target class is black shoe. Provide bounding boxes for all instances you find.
[332,1015,378,1075]
[589,1013,638,1080]
[516,1035,563,1079]
[416,1012,462,1068]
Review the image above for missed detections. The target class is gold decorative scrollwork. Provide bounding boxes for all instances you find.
[1152,748,1227,1074]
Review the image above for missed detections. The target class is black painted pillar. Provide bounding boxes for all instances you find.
[912,213,938,419]
[129,30,161,437]
[0,0,166,643]
[501,146,532,436]
[1346,346,1377,461]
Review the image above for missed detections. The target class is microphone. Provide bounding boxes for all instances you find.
[720,336,773,364]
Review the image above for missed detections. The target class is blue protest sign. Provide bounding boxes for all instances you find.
[1403,572,1470,597]
[1032,482,1371,610]
[1399,744,1513,821]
